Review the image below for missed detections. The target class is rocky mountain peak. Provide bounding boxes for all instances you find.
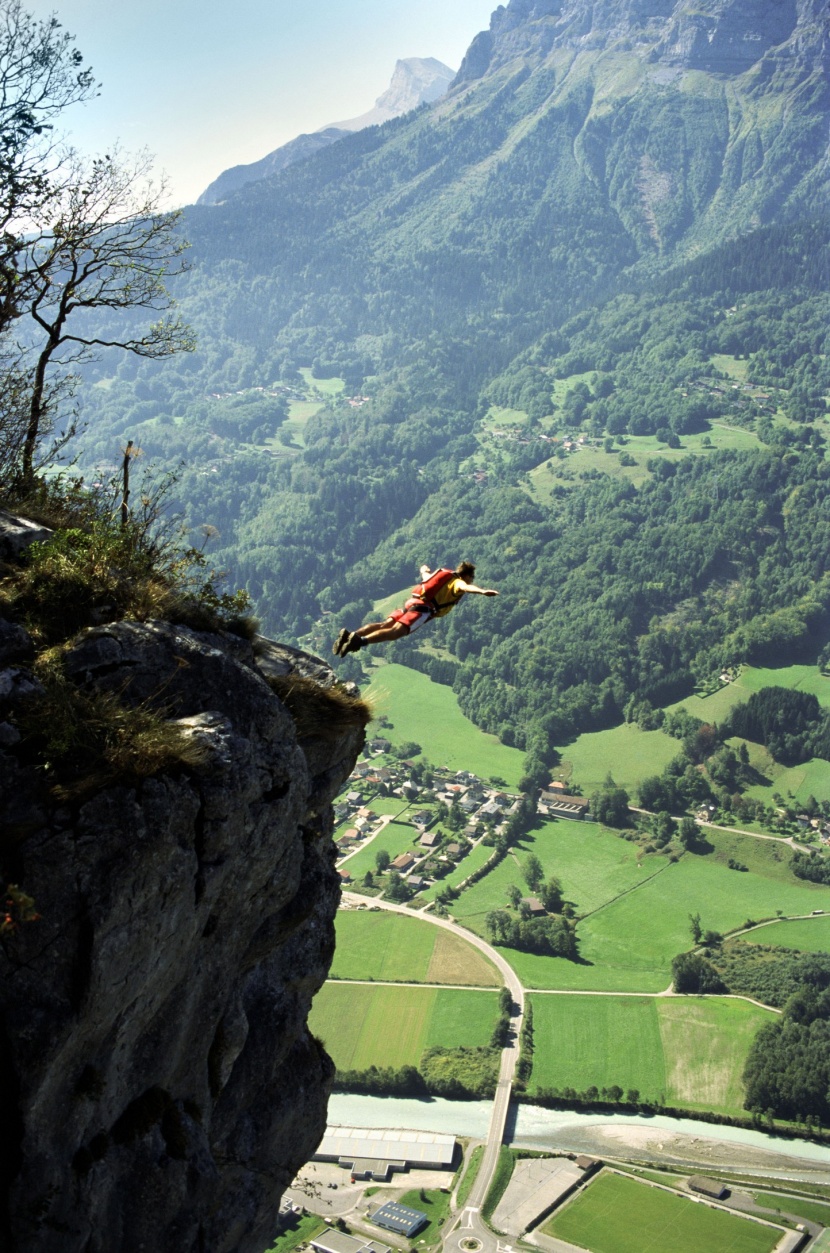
[453,0,827,84]
[197,56,454,206]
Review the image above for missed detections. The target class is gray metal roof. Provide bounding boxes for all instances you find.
[310,1232,391,1253]
[371,1200,428,1237]
[316,1126,455,1167]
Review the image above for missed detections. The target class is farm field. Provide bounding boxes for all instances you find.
[558,722,679,796]
[744,755,830,806]
[450,820,659,927]
[364,664,525,787]
[460,830,830,992]
[544,1172,780,1253]
[528,994,773,1115]
[309,983,498,1070]
[329,909,500,985]
[529,995,667,1101]
[739,915,830,953]
[337,820,419,880]
[668,663,830,724]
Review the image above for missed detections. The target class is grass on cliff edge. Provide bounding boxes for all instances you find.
[0,475,262,798]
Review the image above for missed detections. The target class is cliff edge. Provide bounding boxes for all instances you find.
[0,513,367,1253]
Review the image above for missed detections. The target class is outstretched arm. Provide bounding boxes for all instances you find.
[457,581,499,597]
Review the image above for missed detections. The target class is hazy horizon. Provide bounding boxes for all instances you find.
[23,0,496,207]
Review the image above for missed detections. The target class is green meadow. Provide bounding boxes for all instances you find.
[450,819,659,927]
[669,663,830,723]
[545,1172,779,1253]
[452,828,830,992]
[528,994,773,1115]
[364,663,525,787]
[743,756,830,806]
[329,909,500,985]
[309,983,498,1070]
[528,425,761,501]
[560,722,680,795]
[739,914,830,953]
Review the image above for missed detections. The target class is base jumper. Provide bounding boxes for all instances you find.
[333,562,499,656]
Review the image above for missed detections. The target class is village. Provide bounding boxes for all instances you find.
[332,738,590,907]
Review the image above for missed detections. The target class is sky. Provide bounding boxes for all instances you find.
[24,0,497,207]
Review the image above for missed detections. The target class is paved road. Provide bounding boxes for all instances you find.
[341,892,523,1253]
[629,806,812,852]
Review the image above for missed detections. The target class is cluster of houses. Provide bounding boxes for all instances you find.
[333,745,593,898]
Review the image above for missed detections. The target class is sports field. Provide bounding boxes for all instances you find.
[364,664,525,787]
[528,994,773,1114]
[329,909,500,985]
[739,914,830,953]
[309,983,498,1070]
[544,1171,780,1253]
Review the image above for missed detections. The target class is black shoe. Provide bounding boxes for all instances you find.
[333,628,350,657]
[343,632,363,655]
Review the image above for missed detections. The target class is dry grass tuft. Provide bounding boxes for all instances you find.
[266,673,372,741]
[14,649,211,800]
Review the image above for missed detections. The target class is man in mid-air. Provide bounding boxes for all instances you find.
[333,561,499,656]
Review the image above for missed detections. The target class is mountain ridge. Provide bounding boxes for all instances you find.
[197,56,454,206]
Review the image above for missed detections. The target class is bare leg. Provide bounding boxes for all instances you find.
[357,620,410,645]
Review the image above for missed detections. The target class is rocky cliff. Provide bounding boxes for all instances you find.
[454,0,829,82]
[0,518,367,1253]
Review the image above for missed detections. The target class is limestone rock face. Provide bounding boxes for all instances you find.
[453,0,827,82]
[0,620,364,1253]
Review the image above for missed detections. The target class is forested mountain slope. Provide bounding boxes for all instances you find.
[70,0,830,756]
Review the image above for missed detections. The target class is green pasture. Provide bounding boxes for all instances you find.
[298,367,345,396]
[545,1172,779,1253]
[529,994,771,1115]
[744,756,830,806]
[529,995,667,1101]
[457,828,830,992]
[561,722,679,795]
[657,996,775,1115]
[482,404,531,429]
[670,663,830,723]
[739,914,830,953]
[567,836,830,991]
[528,425,760,501]
[330,910,437,981]
[711,353,751,382]
[338,820,419,880]
[329,909,500,985]
[419,842,495,903]
[450,820,660,928]
[309,983,498,1070]
[364,664,525,787]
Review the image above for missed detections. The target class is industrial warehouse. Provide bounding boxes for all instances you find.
[313,1127,457,1181]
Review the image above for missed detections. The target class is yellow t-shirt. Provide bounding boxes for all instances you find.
[431,576,467,616]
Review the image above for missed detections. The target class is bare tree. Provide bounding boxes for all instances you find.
[0,0,96,331]
[17,148,194,483]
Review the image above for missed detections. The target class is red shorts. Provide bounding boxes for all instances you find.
[389,604,433,631]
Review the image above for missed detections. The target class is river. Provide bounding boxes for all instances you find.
[329,1095,830,1183]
